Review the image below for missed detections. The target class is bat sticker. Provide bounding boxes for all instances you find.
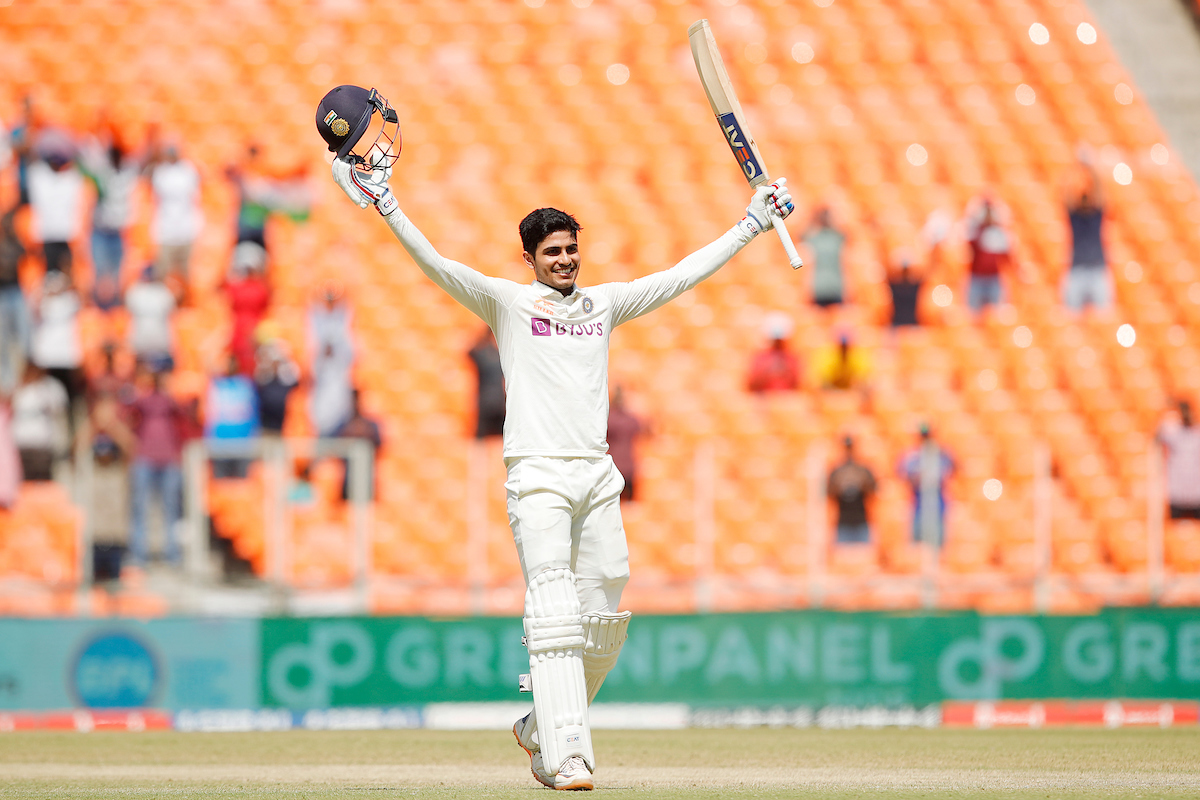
[719,112,763,182]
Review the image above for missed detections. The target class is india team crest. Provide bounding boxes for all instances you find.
[582,296,593,314]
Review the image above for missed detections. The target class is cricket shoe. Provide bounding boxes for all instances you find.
[513,710,539,755]
[530,753,593,791]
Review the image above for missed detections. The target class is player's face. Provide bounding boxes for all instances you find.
[525,230,580,294]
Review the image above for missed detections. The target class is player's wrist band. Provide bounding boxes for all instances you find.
[376,191,398,216]
[737,217,762,237]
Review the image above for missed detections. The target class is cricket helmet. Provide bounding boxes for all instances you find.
[315,84,402,169]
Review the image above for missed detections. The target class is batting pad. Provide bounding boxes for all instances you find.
[524,568,593,774]
[582,610,632,704]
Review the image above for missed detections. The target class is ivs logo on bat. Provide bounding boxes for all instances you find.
[719,112,763,182]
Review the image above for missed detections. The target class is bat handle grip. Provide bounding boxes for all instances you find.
[771,214,804,269]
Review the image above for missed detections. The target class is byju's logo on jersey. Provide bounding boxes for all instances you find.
[531,318,604,337]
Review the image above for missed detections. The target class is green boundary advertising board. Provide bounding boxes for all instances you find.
[257,608,1200,709]
[1,609,1198,711]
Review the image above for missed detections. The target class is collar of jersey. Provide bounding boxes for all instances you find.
[532,280,584,302]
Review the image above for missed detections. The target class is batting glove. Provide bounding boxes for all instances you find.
[332,155,398,217]
[743,178,794,234]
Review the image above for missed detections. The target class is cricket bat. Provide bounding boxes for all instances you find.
[688,19,804,269]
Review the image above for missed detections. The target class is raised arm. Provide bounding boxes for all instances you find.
[608,180,794,326]
[331,157,508,324]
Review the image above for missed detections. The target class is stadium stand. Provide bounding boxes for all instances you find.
[0,0,1198,615]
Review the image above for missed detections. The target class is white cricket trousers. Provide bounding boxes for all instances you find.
[505,455,630,615]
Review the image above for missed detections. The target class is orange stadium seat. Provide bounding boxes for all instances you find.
[1,0,1196,612]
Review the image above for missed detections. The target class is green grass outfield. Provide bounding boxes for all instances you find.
[1,727,1197,799]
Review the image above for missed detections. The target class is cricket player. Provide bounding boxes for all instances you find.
[317,85,794,790]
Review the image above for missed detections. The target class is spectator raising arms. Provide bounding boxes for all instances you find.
[149,142,202,301]
[79,128,140,308]
[1063,151,1110,312]
[30,270,83,420]
[964,195,1013,313]
[226,144,270,249]
[27,131,84,276]
[814,334,870,392]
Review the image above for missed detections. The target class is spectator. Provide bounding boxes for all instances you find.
[125,265,176,374]
[467,326,505,439]
[79,129,140,308]
[308,281,355,436]
[334,389,381,501]
[30,270,83,422]
[90,436,130,581]
[128,371,186,567]
[814,334,870,392]
[827,436,877,544]
[1157,400,1200,520]
[964,196,1013,313]
[802,206,846,307]
[226,144,271,249]
[1063,154,1110,311]
[747,312,800,393]
[27,132,84,275]
[254,339,299,437]
[205,354,260,478]
[607,385,644,503]
[89,391,135,580]
[0,396,20,508]
[887,254,922,328]
[899,423,955,546]
[0,210,29,393]
[11,363,68,481]
[149,142,202,301]
[223,242,271,375]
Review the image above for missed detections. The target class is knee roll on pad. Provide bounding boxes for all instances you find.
[582,610,632,704]
[524,568,593,774]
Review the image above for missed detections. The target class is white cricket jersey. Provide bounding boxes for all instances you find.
[384,211,756,458]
